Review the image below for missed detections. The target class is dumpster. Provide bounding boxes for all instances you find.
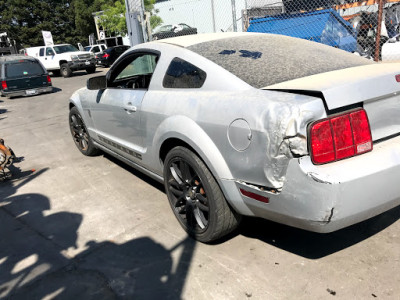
[247,9,357,53]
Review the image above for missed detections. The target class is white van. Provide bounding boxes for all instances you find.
[25,44,96,77]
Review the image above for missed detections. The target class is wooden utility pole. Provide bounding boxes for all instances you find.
[375,0,386,61]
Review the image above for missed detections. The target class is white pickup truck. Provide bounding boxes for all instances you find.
[24,44,96,77]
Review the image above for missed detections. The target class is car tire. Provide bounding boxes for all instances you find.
[86,66,96,74]
[60,63,72,78]
[164,146,241,243]
[69,107,99,156]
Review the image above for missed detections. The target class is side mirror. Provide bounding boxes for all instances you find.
[87,75,106,90]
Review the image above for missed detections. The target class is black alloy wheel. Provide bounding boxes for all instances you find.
[69,107,99,156]
[168,157,210,232]
[164,147,241,242]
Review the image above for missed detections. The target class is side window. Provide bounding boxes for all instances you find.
[39,48,44,56]
[101,45,106,51]
[163,57,206,89]
[46,47,54,56]
[109,53,158,89]
[92,46,100,53]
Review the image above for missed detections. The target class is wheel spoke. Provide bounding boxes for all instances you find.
[79,138,88,150]
[70,115,79,127]
[195,193,207,204]
[177,204,187,214]
[169,179,181,189]
[196,201,209,212]
[71,126,80,134]
[193,207,207,229]
[170,163,183,185]
[180,160,192,183]
[169,185,184,198]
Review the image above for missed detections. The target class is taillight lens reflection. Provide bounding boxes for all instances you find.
[103,53,110,58]
[310,109,372,164]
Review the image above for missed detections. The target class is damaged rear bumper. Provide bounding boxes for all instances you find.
[221,135,400,233]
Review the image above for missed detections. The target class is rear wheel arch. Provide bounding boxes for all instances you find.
[158,134,232,183]
[160,138,197,165]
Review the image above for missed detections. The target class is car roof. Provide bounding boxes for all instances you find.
[152,32,372,88]
[0,55,37,63]
[154,32,258,48]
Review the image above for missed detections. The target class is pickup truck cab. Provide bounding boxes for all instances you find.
[84,44,107,55]
[25,44,96,77]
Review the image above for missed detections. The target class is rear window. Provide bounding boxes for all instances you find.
[163,57,206,88]
[5,60,45,79]
[187,34,373,88]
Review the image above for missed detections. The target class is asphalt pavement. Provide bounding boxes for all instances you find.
[0,68,399,299]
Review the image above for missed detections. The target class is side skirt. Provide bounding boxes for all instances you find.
[93,140,164,184]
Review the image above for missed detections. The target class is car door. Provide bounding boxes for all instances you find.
[90,51,159,162]
[42,47,59,70]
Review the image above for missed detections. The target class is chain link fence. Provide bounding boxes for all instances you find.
[129,0,400,61]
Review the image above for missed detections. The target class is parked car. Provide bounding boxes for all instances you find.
[96,45,130,68]
[69,33,400,242]
[24,44,96,77]
[1,55,52,98]
[84,44,107,58]
[152,23,197,40]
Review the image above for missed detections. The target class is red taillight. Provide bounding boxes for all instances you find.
[310,109,372,164]
[1,81,7,90]
[47,75,52,84]
[103,53,110,58]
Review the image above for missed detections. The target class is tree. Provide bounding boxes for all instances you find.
[73,0,114,43]
[144,0,163,29]
[96,0,127,36]
[0,0,75,47]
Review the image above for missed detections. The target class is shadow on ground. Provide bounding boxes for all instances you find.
[238,205,400,259]
[0,159,195,299]
[103,153,165,193]
[103,152,400,259]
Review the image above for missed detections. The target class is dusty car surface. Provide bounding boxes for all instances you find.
[69,32,400,242]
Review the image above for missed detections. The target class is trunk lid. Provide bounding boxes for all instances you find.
[264,63,400,141]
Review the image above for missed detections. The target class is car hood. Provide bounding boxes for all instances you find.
[264,63,400,110]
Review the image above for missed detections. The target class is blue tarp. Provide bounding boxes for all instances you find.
[247,9,357,53]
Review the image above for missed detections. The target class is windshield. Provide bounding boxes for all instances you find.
[84,46,91,52]
[53,44,79,54]
[5,60,45,78]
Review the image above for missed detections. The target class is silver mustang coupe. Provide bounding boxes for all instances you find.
[69,32,400,242]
